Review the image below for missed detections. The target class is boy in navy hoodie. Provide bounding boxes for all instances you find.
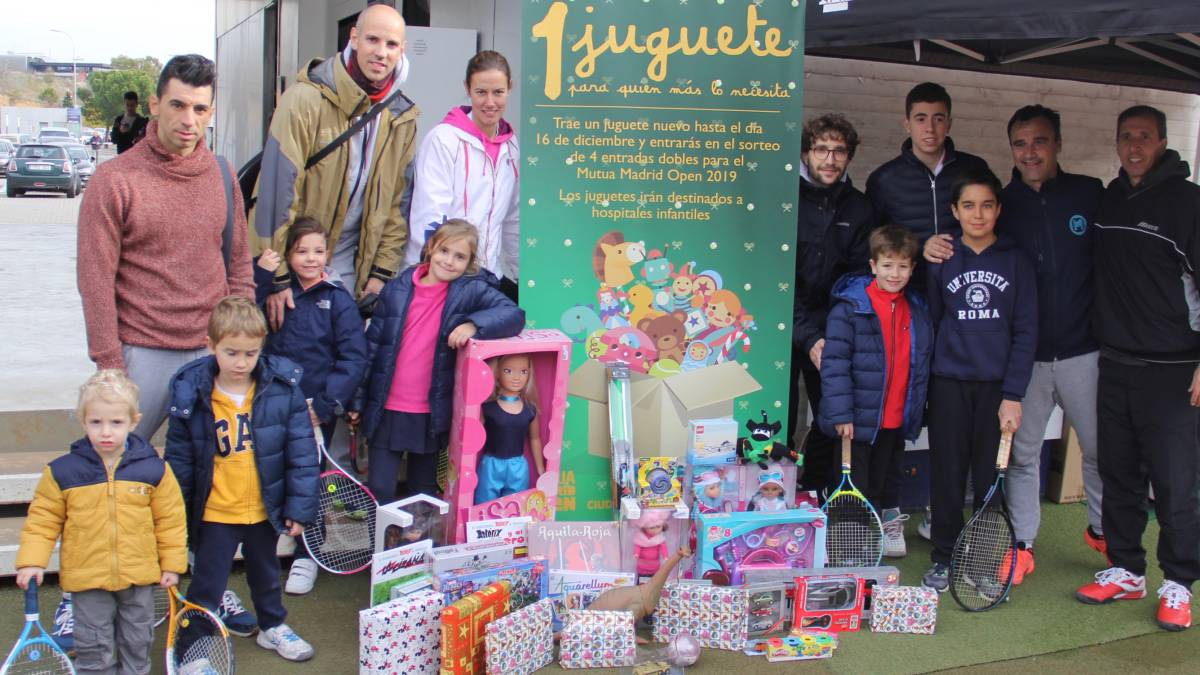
[819,225,933,546]
[922,168,1037,592]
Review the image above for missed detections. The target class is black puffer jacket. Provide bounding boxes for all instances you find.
[865,137,990,243]
[792,170,873,352]
[1093,150,1200,362]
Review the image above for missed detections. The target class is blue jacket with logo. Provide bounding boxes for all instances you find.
[818,274,934,443]
[927,235,1038,400]
[998,168,1103,362]
[164,354,319,540]
[254,267,368,423]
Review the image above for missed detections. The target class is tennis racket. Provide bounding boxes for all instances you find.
[302,433,379,574]
[165,587,233,675]
[950,430,1018,611]
[348,421,368,475]
[153,585,170,628]
[821,437,884,567]
[1,579,75,675]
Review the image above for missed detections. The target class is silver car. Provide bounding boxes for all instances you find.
[61,144,96,188]
[0,139,14,176]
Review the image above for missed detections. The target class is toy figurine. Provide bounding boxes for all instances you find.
[750,470,789,512]
[692,470,725,514]
[587,546,691,622]
[737,410,800,469]
[632,509,671,577]
[474,354,544,504]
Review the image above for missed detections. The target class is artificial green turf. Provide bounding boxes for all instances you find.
[0,502,1190,674]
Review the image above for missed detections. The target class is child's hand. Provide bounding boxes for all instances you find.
[160,572,179,588]
[998,400,1022,433]
[835,423,854,440]
[15,566,43,590]
[257,248,282,272]
[285,519,304,537]
[447,322,477,348]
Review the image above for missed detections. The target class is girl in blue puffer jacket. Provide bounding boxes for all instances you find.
[350,219,525,503]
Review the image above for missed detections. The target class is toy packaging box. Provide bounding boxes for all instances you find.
[546,570,636,631]
[652,582,749,650]
[685,464,740,516]
[465,517,532,556]
[527,521,624,572]
[447,331,572,542]
[377,494,450,553]
[432,557,548,610]
[745,582,790,637]
[558,610,637,669]
[793,575,866,633]
[440,581,512,675]
[429,540,515,575]
[693,508,827,585]
[738,461,798,512]
[359,588,444,674]
[636,456,684,508]
[620,506,686,580]
[483,598,554,675]
[371,540,434,606]
[745,565,900,620]
[688,417,739,465]
[870,585,938,635]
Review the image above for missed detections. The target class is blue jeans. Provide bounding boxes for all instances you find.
[188,521,286,630]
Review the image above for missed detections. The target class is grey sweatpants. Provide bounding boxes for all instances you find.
[123,344,208,441]
[72,585,155,675]
[1005,351,1103,545]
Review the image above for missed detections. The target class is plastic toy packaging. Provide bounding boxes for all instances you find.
[688,466,738,515]
[637,456,683,508]
[474,353,544,504]
[624,508,684,580]
[743,630,839,662]
[745,583,790,637]
[693,509,827,586]
[740,462,797,512]
[375,494,450,553]
[792,575,866,633]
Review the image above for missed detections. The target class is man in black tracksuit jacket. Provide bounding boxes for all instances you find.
[789,114,872,496]
[1075,106,1200,632]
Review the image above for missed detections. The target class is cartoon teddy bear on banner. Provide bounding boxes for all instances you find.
[561,230,756,376]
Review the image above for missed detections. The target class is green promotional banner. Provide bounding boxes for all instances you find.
[520,0,806,519]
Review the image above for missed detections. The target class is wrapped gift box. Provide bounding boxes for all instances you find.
[359,588,444,674]
[558,610,636,669]
[440,581,512,675]
[652,582,749,651]
[484,598,554,675]
[870,585,938,635]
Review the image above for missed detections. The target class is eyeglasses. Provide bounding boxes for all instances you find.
[810,146,849,161]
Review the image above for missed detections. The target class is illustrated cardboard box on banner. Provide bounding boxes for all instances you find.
[1048,419,1085,504]
[569,359,761,459]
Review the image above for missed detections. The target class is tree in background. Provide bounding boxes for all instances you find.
[61,93,73,108]
[38,87,58,106]
[83,55,160,134]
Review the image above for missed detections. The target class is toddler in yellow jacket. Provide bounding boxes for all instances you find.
[17,370,187,673]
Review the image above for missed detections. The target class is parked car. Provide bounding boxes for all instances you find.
[0,140,14,176]
[37,127,73,143]
[62,144,95,188]
[6,144,78,198]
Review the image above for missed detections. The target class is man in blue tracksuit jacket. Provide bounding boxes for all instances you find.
[925,105,1106,585]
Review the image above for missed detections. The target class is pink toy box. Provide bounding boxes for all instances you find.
[447,330,572,542]
[694,508,827,586]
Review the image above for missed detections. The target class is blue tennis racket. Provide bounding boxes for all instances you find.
[0,579,75,675]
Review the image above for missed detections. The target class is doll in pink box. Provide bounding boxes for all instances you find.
[749,469,788,512]
[474,353,545,504]
[632,509,671,578]
[692,470,725,514]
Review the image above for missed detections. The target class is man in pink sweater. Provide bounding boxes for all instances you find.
[77,54,254,443]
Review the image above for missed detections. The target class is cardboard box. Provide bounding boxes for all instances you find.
[465,517,532,556]
[526,521,624,573]
[377,495,450,553]
[447,330,572,542]
[546,570,636,631]
[793,575,865,633]
[569,359,761,460]
[694,508,827,585]
[688,418,739,465]
[359,588,444,674]
[1048,419,1086,504]
[440,581,512,675]
[371,540,434,606]
[432,557,548,610]
[429,540,516,575]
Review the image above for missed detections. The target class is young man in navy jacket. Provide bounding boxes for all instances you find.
[921,168,1037,592]
[925,105,1106,585]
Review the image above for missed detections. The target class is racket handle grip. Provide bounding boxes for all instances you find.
[841,436,852,468]
[997,430,1014,470]
[24,578,38,615]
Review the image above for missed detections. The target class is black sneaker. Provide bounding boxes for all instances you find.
[218,590,259,637]
[923,563,950,592]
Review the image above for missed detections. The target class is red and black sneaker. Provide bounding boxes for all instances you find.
[1075,567,1146,605]
[999,545,1036,586]
[1156,580,1193,632]
[1084,525,1108,557]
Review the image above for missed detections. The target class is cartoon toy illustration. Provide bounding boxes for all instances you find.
[661,262,697,312]
[597,326,657,374]
[626,284,662,327]
[595,231,647,288]
[737,410,800,469]
[695,289,754,363]
[596,285,628,328]
[637,312,687,365]
[691,269,723,307]
[560,304,603,343]
[750,469,788,512]
[680,340,712,372]
[474,354,544,504]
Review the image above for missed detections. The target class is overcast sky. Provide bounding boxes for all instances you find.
[0,1,215,66]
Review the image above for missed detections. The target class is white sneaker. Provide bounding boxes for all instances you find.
[881,509,909,558]
[257,623,314,661]
[917,506,932,541]
[285,557,319,595]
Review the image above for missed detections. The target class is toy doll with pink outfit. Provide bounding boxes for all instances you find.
[631,509,671,578]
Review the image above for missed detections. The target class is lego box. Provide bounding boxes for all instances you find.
[688,417,739,465]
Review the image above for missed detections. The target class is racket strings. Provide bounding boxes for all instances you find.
[304,471,377,572]
[170,608,233,675]
[824,493,884,567]
[5,642,74,674]
[951,506,1013,610]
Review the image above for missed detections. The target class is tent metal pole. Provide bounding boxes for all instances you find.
[1114,39,1200,80]
[929,39,987,62]
[1177,33,1200,49]
[999,38,1108,64]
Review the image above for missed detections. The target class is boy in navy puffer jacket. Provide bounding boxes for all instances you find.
[819,225,933,558]
[921,168,1037,593]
